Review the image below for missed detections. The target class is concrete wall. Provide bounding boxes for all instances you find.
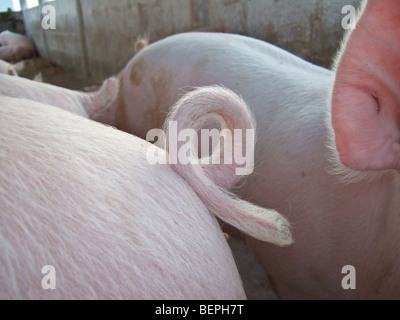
[21,0,362,81]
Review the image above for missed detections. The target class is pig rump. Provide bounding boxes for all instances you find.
[0,96,246,300]
[0,87,291,299]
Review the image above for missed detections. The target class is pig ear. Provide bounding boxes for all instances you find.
[331,1,400,171]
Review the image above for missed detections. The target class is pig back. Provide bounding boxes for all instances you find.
[0,97,245,299]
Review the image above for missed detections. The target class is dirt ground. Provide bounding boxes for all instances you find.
[14,57,101,90]
[14,57,278,300]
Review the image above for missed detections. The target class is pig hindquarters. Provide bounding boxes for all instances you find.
[0,86,291,300]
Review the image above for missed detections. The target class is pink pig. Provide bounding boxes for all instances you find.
[54,0,396,299]
[0,74,118,122]
[0,30,36,62]
[3,0,398,299]
[0,59,18,76]
[0,86,291,300]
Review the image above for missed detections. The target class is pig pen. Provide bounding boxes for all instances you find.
[12,0,363,300]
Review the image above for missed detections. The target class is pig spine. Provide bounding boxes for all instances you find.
[0,95,246,300]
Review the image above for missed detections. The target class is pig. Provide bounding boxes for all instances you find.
[0,59,18,76]
[135,35,150,54]
[51,0,396,299]
[12,60,25,74]
[0,74,118,123]
[0,30,35,49]
[0,86,291,300]
[0,30,36,62]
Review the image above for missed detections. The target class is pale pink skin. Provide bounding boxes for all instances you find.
[0,74,119,124]
[12,61,25,74]
[58,0,397,299]
[193,19,225,33]
[0,45,35,62]
[0,75,292,244]
[0,31,35,62]
[0,91,246,300]
[332,0,400,171]
[135,37,149,54]
[0,59,18,76]
[0,86,292,299]
[0,31,35,49]
[0,99,243,300]
[3,0,399,299]
[132,20,225,54]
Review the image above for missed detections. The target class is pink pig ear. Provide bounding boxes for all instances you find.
[331,0,400,171]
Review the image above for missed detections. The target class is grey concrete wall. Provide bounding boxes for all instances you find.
[80,0,193,79]
[208,0,361,68]
[21,0,362,81]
